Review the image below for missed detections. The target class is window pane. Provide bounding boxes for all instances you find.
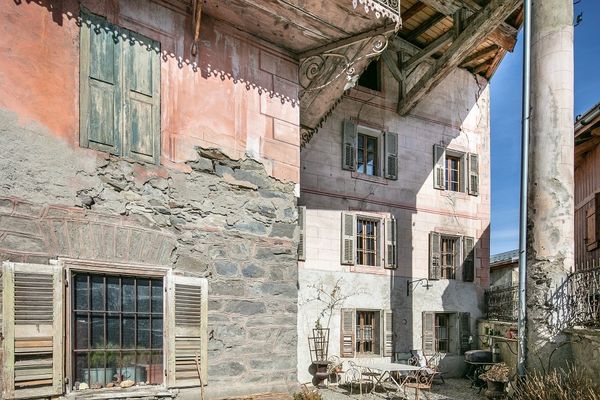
[107,314,120,348]
[74,274,89,310]
[123,316,135,348]
[137,317,150,349]
[122,278,135,312]
[91,275,104,311]
[152,318,163,349]
[75,352,88,385]
[107,277,120,312]
[137,351,150,383]
[151,280,163,313]
[75,313,89,349]
[137,279,150,313]
[91,314,105,349]
[149,352,164,384]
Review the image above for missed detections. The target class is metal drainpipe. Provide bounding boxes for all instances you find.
[517,0,532,379]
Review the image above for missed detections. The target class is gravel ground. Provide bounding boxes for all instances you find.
[318,378,487,400]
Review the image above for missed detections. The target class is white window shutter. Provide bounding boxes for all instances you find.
[384,132,398,180]
[383,310,393,357]
[433,144,445,190]
[166,273,208,388]
[384,218,397,269]
[429,232,441,280]
[422,312,435,355]
[340,309,355,358]
[342,119,357,171]
[468,153,479,196]
[340,212,356,265]
[298,206,307,261]
[2,262,64,400]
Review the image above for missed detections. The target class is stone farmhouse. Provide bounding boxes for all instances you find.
[0,0,522,399]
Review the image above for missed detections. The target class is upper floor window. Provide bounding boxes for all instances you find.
[357,59,382,92]
[80,12,161,165]
[342,119,398,180]
[357,133,379,176]
[433,144,479,196]
[429,232,475,282]
[341,212,397,269]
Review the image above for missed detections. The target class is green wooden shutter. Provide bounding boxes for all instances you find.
[342,119,357,171]
[122,29,161,164]
[468,153,479,196]
[341,212,356,265]
[166,273,208,388]
[458,312,471,354]
[462,236,475,282]
[433,144,445,190]
[298,206,307,261]
[80,13,122,154]
[384,218,397,269]
[384,132,398,180]
[340,309,355,358]
[2,262,64,400]
[429,232,441,280]
[383,310,393,357]
[422,312,435,355]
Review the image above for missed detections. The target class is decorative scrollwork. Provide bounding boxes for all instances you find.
[352,0,402,27]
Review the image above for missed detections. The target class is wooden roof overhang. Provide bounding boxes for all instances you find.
[162,1,523,146]
[575,102,600,165]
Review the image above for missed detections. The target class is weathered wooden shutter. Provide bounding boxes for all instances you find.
[462,236,475,282]
[433,144,445,190]
[342,119,357,171]
[422,312,435,355]
[298,206,307,261]
[340,309,355,358]
[586,194,599,251]
[429,232,441,280]
[468,153,479,196]
[382,310,393,357]
[341,212,356,265]
[2,262,64,400]
[80,12,122,154]
[458,312,471,354]
[166,273,208,388]
[373,312,381,355]
[384,132,399,180]
[123,29,161,164]
[384,218,397,269]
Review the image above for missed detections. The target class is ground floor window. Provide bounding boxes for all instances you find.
[356,310,378,354]
[72,272,164,388]
[434,314,449,352]
[422,312,471,355]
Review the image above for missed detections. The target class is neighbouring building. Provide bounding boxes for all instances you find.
[296,0,523,382]
[489,249,518,287]
[575,102,600,268]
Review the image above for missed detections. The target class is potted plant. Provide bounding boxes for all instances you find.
[85,351,116,387]
[479,362,509,398]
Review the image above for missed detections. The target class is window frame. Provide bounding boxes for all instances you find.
[434,314,450,353]
[440,235,461,280]
[355,310,377,355]
[355,126,384,178]
[62,259,170,395]
[356,216,380,267]
[444,150,467,193]
[354,214,384,268]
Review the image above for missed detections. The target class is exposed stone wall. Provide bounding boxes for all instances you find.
[0,110,298,398]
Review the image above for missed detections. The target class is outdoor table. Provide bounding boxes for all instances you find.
[354,362,422,397]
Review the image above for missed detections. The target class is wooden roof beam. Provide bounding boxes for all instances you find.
[461,44,499,66]
[403,30,453,71]
[405,12,446,42]
[402,2,428,22]
[398,0,521,115]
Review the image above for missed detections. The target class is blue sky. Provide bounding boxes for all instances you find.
[490,1,600,255]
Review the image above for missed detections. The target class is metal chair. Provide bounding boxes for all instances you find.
[346,361,373,396]
[403,367,436,400]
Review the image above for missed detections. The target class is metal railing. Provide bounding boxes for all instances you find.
[485,284,519,321]
[547,265,600,332]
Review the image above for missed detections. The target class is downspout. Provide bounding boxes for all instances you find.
[517,0,532,379]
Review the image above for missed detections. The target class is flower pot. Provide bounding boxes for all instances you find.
[83,367,116,386]
[485,380,507,399]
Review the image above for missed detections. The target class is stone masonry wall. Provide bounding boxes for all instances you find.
[0,110,298,398]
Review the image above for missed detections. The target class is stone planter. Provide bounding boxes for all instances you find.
[484,380,507,399]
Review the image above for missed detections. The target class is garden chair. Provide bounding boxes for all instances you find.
[409,349,445,384]
[325,355,344,388]
[345,360,373,396]
[403,367,436,400]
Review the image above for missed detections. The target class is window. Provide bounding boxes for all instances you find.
[445,155,461,192]
[433,145,479,195]
[341,309,392,358]
[80,12,161,164]
[72,273,164,388]
[422,312,471,355]
[357,133,379,176]
[341,213,397,269]
[356,218,379,266]
[357,59,381,92]
[356,311,377,354]
[342,120,398,180]
[440,236,459,279]
[429,232,475,281]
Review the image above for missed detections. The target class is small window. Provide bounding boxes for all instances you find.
[440,236,459,279]
[357,59,381,92]
[357,217,379,266]
[72,272,164,388]
[434,314,450,352]
[356,310,379,354]
[423,312,470,355]
[357,133,379,176]
[445,155,461,192]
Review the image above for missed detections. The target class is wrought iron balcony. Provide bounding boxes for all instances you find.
[485,284,519,322]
